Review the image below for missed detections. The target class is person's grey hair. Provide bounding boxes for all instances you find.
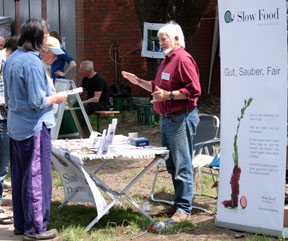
[157,20,185,48]
[81,60,94,72]
[0,36,5,41]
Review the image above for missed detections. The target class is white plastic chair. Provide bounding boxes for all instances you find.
[192,114,220,198]
[193,142,220,198]
[150,114,220,214]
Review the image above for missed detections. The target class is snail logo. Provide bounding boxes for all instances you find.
[53,153,68,167]
[224,10,234,23]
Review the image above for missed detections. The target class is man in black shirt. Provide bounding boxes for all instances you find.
[79,60,110,115]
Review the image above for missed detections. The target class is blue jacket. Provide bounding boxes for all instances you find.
[3,47,55,140]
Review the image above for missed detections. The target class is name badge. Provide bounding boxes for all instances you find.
[161,72,170,81]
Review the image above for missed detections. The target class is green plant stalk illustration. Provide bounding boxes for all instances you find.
[233,98,253,166]
[222,97,253,208]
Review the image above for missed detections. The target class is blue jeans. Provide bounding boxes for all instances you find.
[160,108,198,215]
[0,120,10,204]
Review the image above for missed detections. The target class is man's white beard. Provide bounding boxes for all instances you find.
[163,42,175,56]
[163,47,173,56]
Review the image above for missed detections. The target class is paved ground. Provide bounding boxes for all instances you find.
[0,191,22,241]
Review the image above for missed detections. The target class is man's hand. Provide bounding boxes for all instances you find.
[45,92,67,108]
[2,104,8,114]
[54,92,68,104]
[121,71,140,85]
[80,89,88,100]
[70,74,76,81]
[151,86,169,102]
[121,71,152,92]
[54,70,65,77]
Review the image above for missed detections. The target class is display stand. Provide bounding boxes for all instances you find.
[216,0,288,238]
[51,79,93,140]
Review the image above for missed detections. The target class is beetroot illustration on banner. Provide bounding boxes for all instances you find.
[222,98,253,208]
[240,195,247,209]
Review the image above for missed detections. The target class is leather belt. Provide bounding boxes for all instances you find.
[160,106,195,119]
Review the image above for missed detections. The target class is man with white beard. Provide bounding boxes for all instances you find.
[122,21,201,222]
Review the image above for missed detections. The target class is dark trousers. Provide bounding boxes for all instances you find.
[11,125,52,234]
[0,120,9,205]
[84,102,109,115]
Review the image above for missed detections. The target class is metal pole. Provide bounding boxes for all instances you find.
[114,42,119,85]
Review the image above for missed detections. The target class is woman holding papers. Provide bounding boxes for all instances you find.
[3,19,67,240]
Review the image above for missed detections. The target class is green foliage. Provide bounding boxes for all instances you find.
[48,168,202,240]
[245,233,286,241]
[154,180,174,194]
[49,203,149,240]
[52,169,62,189]
[152,220,196,234]
[6,166,11,182]
[49,202,198,240]
[201,175,218,196]
[233,98,253,166]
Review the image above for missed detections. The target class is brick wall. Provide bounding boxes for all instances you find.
[41,0,46,20]
[75,0,149,97]
[15,0,20,34]
[14,0,220,97]
[75,0,221,97]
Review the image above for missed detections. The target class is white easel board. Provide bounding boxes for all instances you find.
[51,78,93,140]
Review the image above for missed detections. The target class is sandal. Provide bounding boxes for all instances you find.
[0,213,13,224]
[4,180,11,189]
[0,216,13,224]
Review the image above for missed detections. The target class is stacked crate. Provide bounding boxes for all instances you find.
[137,103,160,125]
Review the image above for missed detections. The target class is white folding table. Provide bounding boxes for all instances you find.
[51,137,169,231]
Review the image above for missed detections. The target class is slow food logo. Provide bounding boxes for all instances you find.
[224,10,234,23]
[224,8,280,24]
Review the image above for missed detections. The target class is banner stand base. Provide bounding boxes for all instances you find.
[215,220,288,238]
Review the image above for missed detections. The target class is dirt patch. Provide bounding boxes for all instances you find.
[50,103,281,240]
[50,111,244,241]
[0,99,277,240]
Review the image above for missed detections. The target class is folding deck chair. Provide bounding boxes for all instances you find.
[150,114,220,214]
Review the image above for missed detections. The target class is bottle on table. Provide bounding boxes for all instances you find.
[141,195,151,213]
[152,219,175,231]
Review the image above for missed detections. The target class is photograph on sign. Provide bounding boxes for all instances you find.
[141,22,165,59]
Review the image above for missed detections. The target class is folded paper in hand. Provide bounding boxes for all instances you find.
[58,87,83,96]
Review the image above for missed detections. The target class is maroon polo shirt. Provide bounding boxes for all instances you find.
[151,47,201,115]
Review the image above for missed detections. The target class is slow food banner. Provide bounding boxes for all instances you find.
[217,0,287,233]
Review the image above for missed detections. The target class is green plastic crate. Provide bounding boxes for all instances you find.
[113,97,133,111]
[137,103,160,125]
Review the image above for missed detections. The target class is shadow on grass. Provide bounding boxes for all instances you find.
[49,201,151,231]
[191,200,215,215]
[49,201,196,235]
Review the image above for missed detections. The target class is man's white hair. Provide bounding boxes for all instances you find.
[81,60,94,72]
[157,21,185,48]
[0,36,5,41]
